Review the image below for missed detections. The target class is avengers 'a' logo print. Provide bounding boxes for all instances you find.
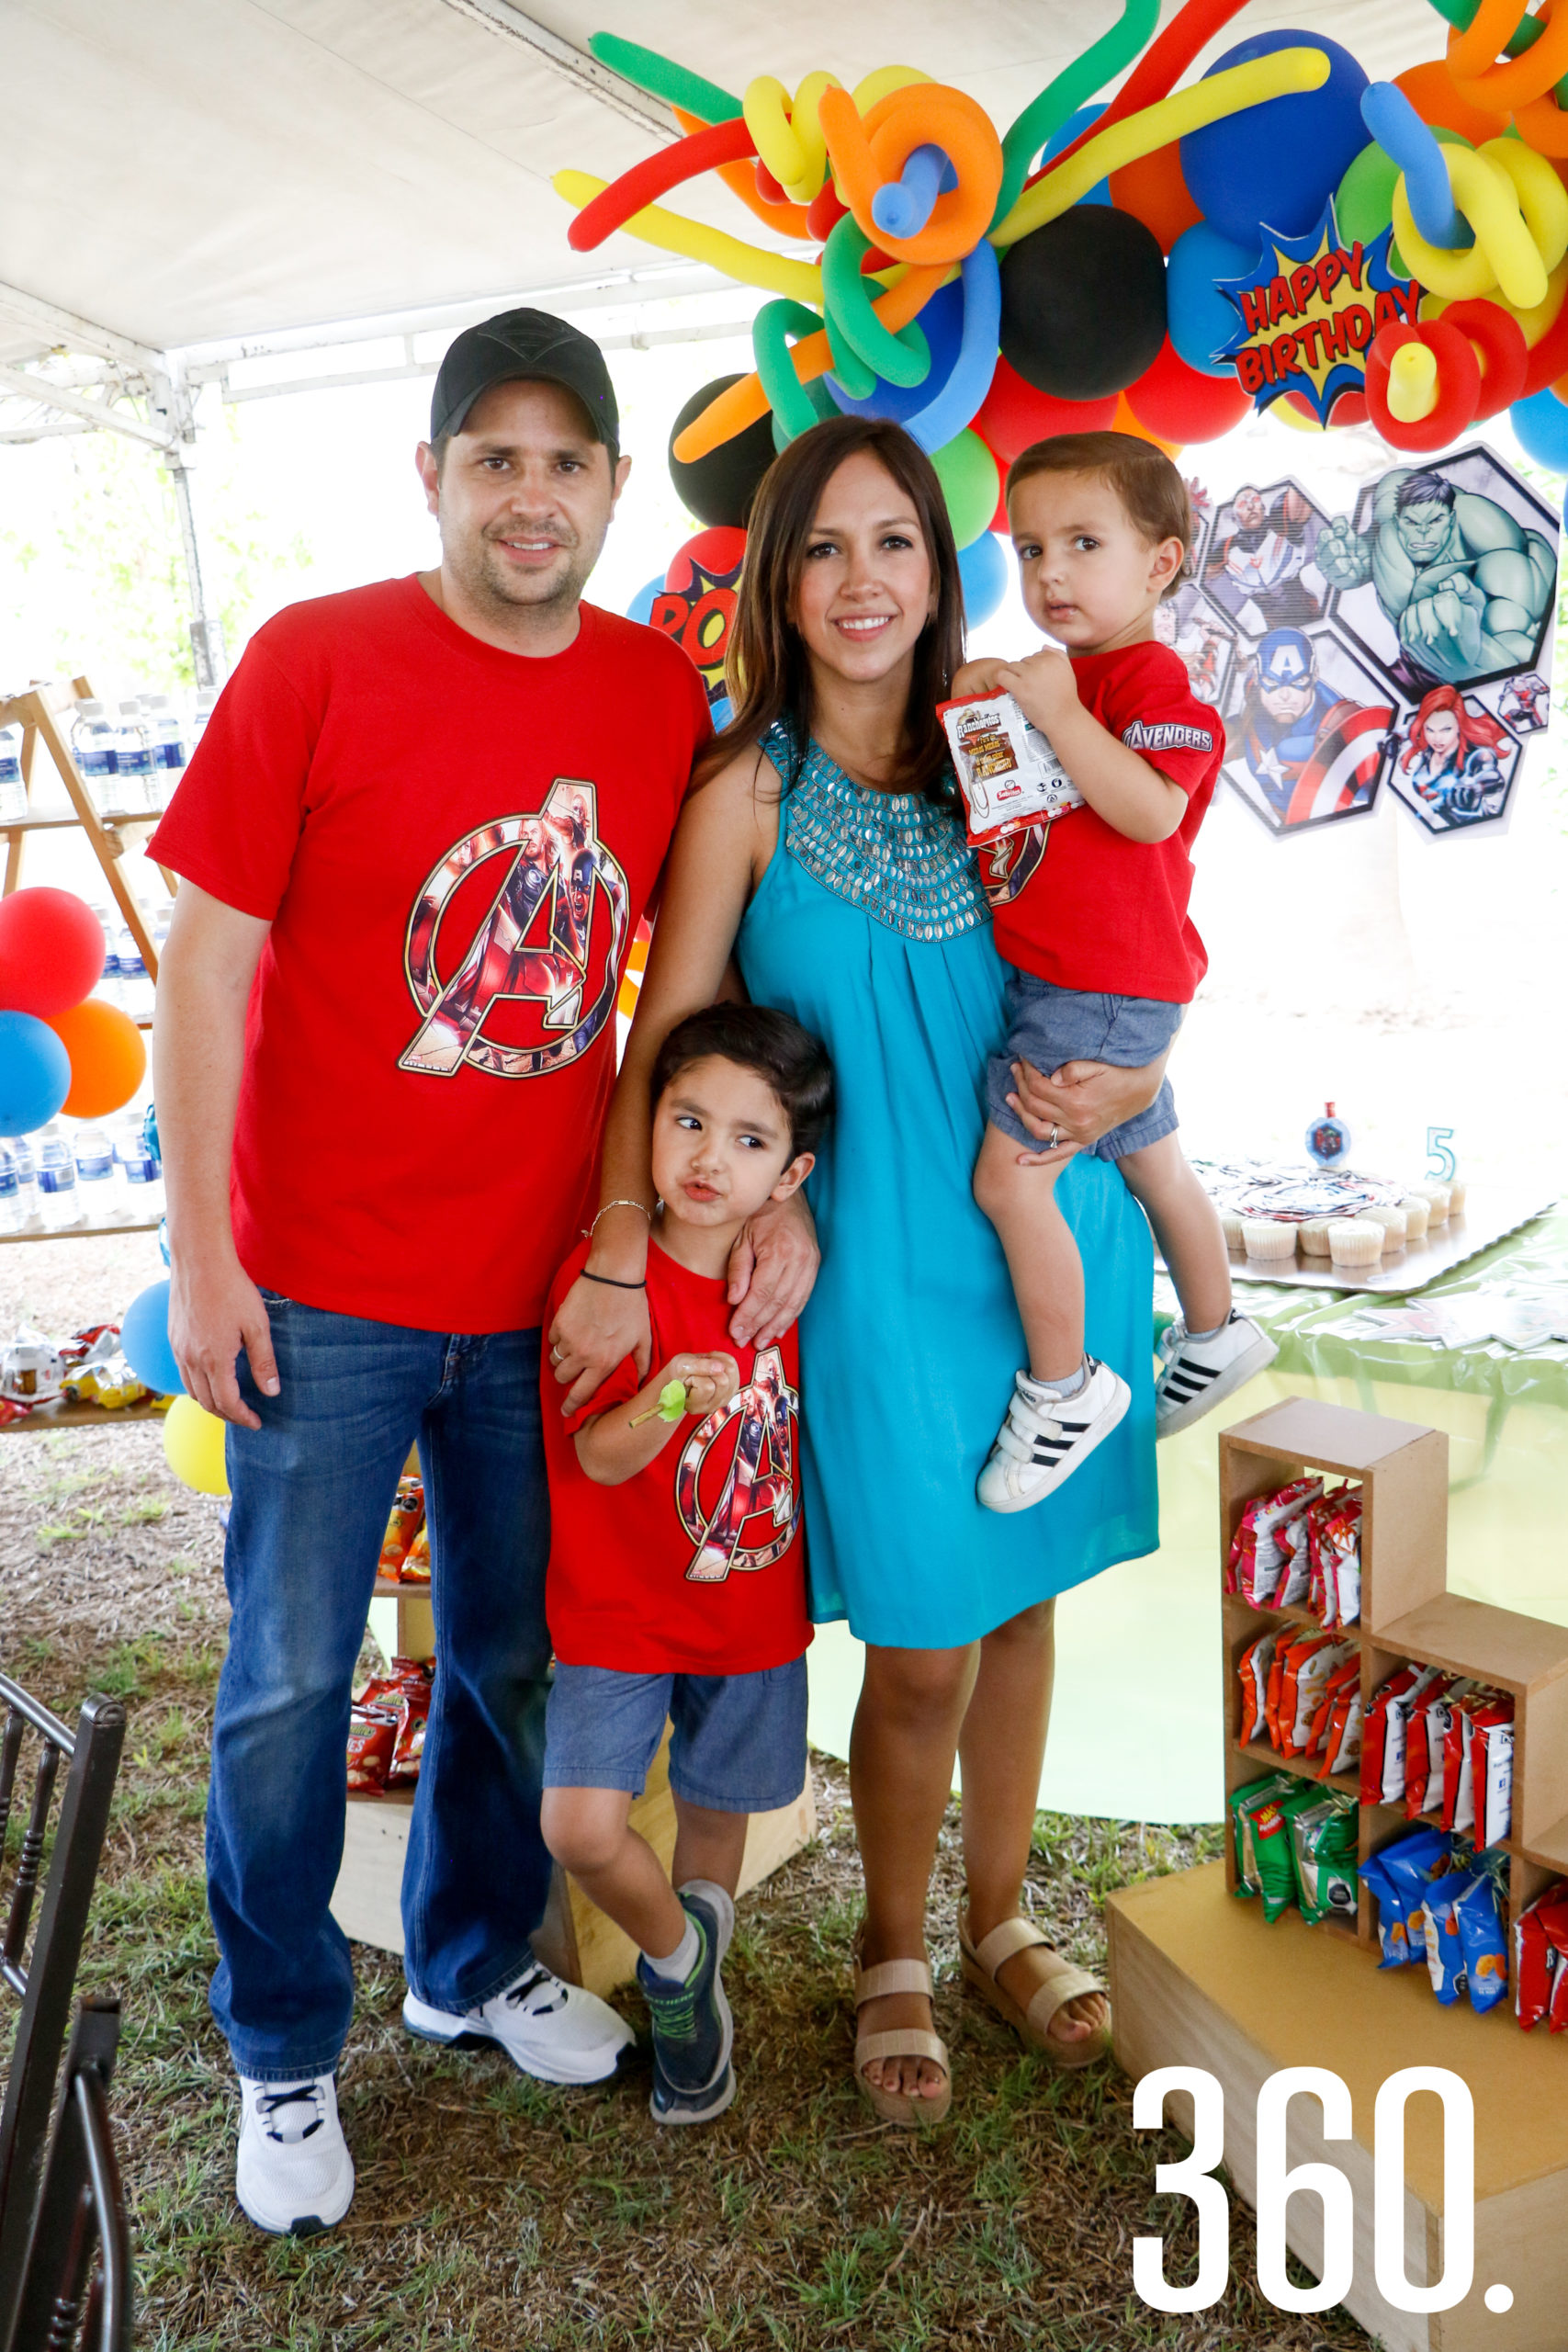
[979,820,1049,908]
[675,1346,799,1583]
[399,780,628,1079]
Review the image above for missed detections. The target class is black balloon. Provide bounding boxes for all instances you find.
[999,209,1168,403]
[668,376,777,528]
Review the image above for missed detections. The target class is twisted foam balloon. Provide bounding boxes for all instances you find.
[1360,81,1472,245]
[586,32,742,122]
[752,300,839,447]
[552,170,824,303]
[819,82,1003,265]
[566,117,757,252]
[992,0,1160,225]
[1390,137,1567,303]
[990,47,1332,245]
[744,71,840,201]
[902,240,1002,452]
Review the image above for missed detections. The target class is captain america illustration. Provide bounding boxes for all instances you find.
[1234,629,1391,831]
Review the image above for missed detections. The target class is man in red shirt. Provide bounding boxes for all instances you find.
[150,311,810,2237]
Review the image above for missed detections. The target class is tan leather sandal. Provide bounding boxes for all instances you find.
[959,1906,1111,2069]
[852,1937,952,2127]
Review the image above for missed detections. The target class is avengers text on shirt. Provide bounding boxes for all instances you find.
[399,778,629,1079]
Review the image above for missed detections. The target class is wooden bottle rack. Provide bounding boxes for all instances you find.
[1222,1396,1568,1978]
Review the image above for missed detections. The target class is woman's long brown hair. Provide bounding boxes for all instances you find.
[692,413,966,804]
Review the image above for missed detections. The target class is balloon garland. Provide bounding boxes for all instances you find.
[551,0,1568,537]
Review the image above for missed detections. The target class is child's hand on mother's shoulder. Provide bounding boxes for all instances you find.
[995,649,1080,737]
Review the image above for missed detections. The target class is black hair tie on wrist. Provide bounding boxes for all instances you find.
[580,1268,647,1290]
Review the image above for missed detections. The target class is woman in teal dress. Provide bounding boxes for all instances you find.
[551,417,1161,2124]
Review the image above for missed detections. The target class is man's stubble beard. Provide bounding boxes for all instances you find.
[446,518,604,626]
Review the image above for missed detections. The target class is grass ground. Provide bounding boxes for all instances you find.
[0,1421,1378,2351]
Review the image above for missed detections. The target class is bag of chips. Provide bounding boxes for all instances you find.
[1319,1684,1364,1780]
[1305,1657,1360,1762]
[1292,1793,1359,1927]
[1237,1632,1278,1746]
[1360,1826,1450,1968]
[1517,1884,1568,2030]
[1477,1712,1515,1849]
[1422,1867,1476,2004]
[1362,1665,1442,1807]
[1405,1678,1463,1821]
[388,1673,432,1786]
[1288,1639,1357,1758]
[1452,1860,1510,2015]
[1230,1770,1295,1896]
[400,1522,432,1585]
[1227,1477,1324,1608]
[1317,1495,1363,1630]
[378,1476,424,1577]
[1247,1779,1325,1923]
[347,1668,408,1792]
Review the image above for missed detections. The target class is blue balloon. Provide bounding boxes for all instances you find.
[958,532,1010,629]
[625,573,664,625]
[1039,102,1111,206]
[1180,30,1371,248]
[905,240,1002,455]
[0,1010,70,1136]
[1167,221,1258,379]
[119,1277,186,1396]
[1512,389,1568,472]
[827,281,966,424]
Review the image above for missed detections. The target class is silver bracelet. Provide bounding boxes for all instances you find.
[588,1198,653,1237]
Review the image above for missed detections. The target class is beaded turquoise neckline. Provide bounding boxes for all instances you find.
[764,724,989,944]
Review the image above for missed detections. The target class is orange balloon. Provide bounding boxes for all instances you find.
[1393,61,1508,144]
[1111,392,1183,457]
[1109,147,1201,252]
[43,998,146,1117]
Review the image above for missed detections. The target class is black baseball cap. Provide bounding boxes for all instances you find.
[430,309,619,463]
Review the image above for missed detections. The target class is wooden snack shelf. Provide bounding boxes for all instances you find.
[1218,1396,1568,1964]
[0,1396,169,1434]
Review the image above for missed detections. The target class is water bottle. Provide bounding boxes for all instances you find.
[71,700,117,815]
[111,701,155,818]
[116,919,154,1023]
[142,694,187,809]
[0,1145,19,1237]
[0,724,24,825]
[73,1124,119,1223]
[85,901,121,1010]
[116,1114,164,1222]
[35,1124,81,1229]
[10,1134,39,1228]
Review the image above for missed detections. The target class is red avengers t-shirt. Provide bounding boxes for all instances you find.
[979,639,1222,1001]
[542,1238,812,1675]
[148,579,709,1330]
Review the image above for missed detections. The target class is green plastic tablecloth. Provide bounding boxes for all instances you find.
[805,1204,1568,1826]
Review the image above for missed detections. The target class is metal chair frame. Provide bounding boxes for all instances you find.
[10,1996,132,2352]
[0,1675,126,2352]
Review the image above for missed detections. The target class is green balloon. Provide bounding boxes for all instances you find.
[1335,128,1473,278]
[931,430,999,551]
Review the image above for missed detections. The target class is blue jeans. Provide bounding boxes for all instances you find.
[206,1295,552,2082]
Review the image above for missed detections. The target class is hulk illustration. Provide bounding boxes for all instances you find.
[1315,467,1554,691]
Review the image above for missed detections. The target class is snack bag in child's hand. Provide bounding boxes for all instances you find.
[938,692,1085,845]
[1231,1771,1294,1896]
[1453,1861,1509,2014]
[1237,1632,1277,1746]
[1292,1793,1359,1927]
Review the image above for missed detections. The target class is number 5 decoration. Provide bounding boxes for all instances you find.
[1427,1124,1457,1183]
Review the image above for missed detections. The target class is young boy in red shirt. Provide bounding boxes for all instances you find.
[539,1002,832,2124]
[957,433,1275,1511]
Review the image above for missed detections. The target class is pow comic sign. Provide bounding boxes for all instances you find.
[651,527,747,709]
[399,779,629,1080]
[677,1345,799,1585]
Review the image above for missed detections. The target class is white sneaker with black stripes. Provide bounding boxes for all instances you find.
[977,1356,1131,1513]
[235,2073,355,2236]
[1155,1309,1278,1436]
[402,1957,634,2085]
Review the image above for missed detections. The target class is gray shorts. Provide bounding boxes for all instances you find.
[986,974,1183,1161]
[544,1657,808,1815]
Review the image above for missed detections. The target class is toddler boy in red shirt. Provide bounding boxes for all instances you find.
[539,1002,831,2124]
[956,433,1275,1511]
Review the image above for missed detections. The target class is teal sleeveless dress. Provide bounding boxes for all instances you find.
[735,725,1158,1649]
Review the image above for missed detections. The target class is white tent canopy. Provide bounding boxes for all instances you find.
[4,0,1442,362]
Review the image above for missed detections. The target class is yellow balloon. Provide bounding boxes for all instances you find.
[1392,143,1549,308]
[990,48,1331,245]
[552,169,823,304]
[163,1394,231,1498]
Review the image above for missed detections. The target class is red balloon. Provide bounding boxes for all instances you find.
[0,887,106,1018]
[974,356,1117,464]
[1441,299,1528,419]
[1364,320,1481,453]
[665,527,746,594]
[1123,340,1250,442]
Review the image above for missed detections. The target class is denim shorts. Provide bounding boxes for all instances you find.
[543,1657,808,1815]
[986,974,1183,1161]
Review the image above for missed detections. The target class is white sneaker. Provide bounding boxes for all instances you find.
[402,1958,634,2086]
[1155,1310,1278,1437]
[977,1357,1131,1513]
[235,2073,354,2236]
